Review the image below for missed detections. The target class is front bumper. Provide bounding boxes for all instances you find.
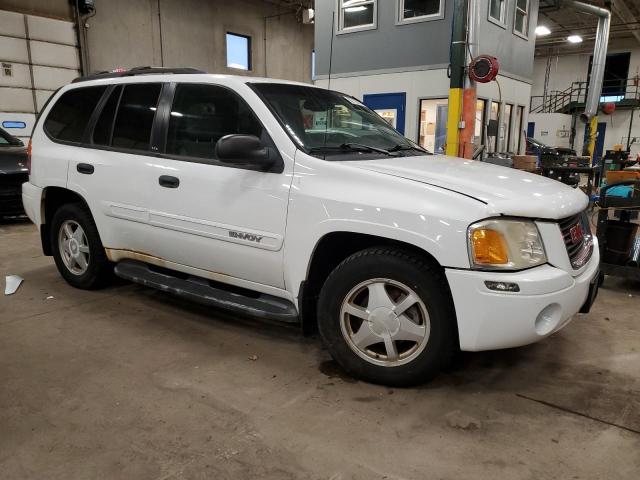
[445,246,600,352]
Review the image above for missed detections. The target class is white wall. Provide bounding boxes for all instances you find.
[528,113,573,149]
[316,70,532,153]
[532,48,640,157]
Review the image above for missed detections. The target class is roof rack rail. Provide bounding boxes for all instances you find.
[72,66,206,83]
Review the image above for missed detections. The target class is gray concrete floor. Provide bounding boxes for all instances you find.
[1,218,639,480]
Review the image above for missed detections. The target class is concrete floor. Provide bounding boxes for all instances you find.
[1,218,639,480]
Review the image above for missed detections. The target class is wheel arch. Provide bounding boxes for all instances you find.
[40,187,92,256]
[298,231,454,336]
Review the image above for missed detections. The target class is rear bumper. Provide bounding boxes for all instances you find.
[445,247,600,351]
[21,181,43,225]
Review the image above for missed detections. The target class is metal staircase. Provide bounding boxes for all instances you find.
[530,77,640,114]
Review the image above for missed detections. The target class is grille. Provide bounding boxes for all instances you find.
[558,212,593,269]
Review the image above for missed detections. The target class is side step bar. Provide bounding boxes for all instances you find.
[114,260,299,323]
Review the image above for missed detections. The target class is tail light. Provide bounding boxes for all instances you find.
[26,138,32,175]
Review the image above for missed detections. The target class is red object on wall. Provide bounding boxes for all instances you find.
[601,102,616,115]
[468,56,500,83]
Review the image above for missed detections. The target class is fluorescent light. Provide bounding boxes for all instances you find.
[535,25,551,36]
[567,35,583,43]
[345,6,367,12]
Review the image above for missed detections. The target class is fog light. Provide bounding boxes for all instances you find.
[484,281,520,292]
[535,303,562,335]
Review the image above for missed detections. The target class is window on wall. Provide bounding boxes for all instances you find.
[515,105,525,154]
[488,101,500,153]
[475,99,486,148]
[311,50,317,80]
[514,0,530,36]
[339,0,377,33]
[488,0,506,25]
[419,98,448,154]
[226,33,251,71]
[397,0,444,24]
[504,103,514,152]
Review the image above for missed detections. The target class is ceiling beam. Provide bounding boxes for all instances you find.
[612,0,640,45]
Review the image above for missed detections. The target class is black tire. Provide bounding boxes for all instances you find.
[318,248,457,387]
[50,202,112,289]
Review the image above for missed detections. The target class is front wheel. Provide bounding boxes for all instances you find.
[318,248,457,387]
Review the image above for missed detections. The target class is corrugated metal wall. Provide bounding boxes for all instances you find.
[0,9,80,141]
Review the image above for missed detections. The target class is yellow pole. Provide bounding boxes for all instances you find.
[445,88,463,156]
[587,115,598,165]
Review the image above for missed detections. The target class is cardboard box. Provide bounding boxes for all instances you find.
[513,155,537,171]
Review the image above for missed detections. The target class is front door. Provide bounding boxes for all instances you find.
[363,92,407,134]
[139,83,293,289]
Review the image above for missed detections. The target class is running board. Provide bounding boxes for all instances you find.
[114,260,299,323]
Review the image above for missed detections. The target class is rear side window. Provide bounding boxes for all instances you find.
[112,83,162,151]
[93,85,122,146]
[166,84,263,160]
[44,86,107,142]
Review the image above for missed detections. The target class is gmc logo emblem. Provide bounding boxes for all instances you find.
[570,223,584,244]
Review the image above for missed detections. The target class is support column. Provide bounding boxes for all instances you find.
[445,0,469,157]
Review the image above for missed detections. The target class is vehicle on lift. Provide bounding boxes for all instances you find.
[0,126,28,218]
[22,68,601,386]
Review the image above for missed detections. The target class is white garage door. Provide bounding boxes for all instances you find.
[0,9,80,142]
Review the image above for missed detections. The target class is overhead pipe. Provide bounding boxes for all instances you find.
[564,1,612,159]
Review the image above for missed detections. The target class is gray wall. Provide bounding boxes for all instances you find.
[315,0,539,81]
[0,0,315,82]
[315,0,453,77]
[476,0,539,80]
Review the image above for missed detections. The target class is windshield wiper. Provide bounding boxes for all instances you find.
[308,143,398,156]
[340,143,398,156]
[388,143,430,154]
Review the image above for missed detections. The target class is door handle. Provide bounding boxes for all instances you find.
[159,175,180,188]
[77,163,94,174]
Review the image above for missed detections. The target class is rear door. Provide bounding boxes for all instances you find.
[135,82,293,288]
[65,82,163,253]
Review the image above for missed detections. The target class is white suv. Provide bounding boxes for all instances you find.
[22,67,600,386]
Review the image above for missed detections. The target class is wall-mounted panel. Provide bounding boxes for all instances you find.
[0,87,35,112]
[0,62,31,88]
[0,10,26,37]
[0,36,29,63]
[26,15,76,45]
[32,65,77,90]
[30,40,79,69]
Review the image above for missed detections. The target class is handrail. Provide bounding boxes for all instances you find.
[530,76,640,113]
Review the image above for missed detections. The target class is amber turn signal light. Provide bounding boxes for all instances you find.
[471,228,509,265]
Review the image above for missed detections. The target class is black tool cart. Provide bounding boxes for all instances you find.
[596,180,640,282]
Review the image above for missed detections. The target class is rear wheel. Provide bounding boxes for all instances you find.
[318,248,457,386]
[51,203,112,289]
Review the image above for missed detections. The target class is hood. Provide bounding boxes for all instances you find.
[351,155,588,220]
[0,146,28,175]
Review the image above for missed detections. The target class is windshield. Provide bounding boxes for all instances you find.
[251,83,426,158]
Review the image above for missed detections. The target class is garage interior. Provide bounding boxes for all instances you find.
[1,0,639,479]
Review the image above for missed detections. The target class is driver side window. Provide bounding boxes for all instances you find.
[166,84,263,160]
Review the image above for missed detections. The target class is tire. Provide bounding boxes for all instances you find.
[50,202,112,289]
[318,248,457,387]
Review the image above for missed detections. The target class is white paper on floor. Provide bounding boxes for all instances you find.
[4,275,24,295]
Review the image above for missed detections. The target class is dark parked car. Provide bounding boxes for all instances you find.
[526,137,577,158]
[0,127,28,217]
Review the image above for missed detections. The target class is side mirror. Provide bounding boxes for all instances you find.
[215,134,273,169]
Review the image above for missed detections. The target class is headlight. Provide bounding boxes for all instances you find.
[468,219,547,270]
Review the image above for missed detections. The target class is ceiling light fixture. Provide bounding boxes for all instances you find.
[535,25,551,36]
[567,35,583,43]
